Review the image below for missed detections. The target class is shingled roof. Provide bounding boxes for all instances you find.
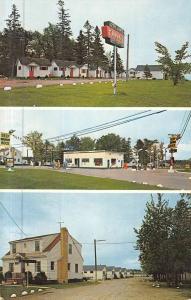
[19,57,51,66]
[136,65,162,72]
[53,59,80,67]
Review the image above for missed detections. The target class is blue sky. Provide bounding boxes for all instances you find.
[0,109,191,159]
[0,192,182,268]
[0,0,191,69]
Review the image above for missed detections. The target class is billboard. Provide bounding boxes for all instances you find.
[102,21,125,48]
[0,132,10,148]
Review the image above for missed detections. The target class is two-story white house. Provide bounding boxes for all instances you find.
[63,151,124,169]
[2,228,83,283]
[0,147,23,165]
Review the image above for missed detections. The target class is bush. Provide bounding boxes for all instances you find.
[0,272,4,283]
[34,272,47,285]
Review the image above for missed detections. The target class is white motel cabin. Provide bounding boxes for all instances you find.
[17,57,52,78]
[2,228,83,283]
[63,151,124,169]
[83,265,107,281]
[51,60,80,78]
[135,65,164,80]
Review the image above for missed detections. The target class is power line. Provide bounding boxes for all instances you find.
[0,201,27,237]
[177,111,191,145]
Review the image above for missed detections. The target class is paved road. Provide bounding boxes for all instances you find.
[64,168,191,190]
[16,278,186,300]
[0,78,113,88]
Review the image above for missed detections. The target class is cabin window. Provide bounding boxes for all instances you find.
[68,263,70,271]
[35,240,40,252]
[111,159,116,165]
[82,158,89,163]
[12,243,16,254]
[51,261,54,271]
[66,159,72,163]
[94,158,103,166]
[36,261,41,272]
[75,264,78,273]
[40,66,48,70]
[9,263,14,272]
[69,244,72,254]
[81,69,86,74]
[54,67,58,71]
[18,66,21,70]
[59,67,63,71]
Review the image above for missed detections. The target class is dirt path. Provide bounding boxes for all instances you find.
[16,278,188,300]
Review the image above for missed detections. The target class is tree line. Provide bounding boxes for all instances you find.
[0,0,125,77]
[135,194,191,286]
[21,131,164,166]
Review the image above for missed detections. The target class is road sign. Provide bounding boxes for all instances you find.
[0,132,10,148]
[102,21,125,48]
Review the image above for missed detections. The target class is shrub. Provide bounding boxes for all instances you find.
[34,272,47,285]
[4,271,12,281]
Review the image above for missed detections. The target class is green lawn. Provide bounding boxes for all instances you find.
[0,285,44,299]
[177,169,191,173]
[0,80,190,107]
[0,168,162,190]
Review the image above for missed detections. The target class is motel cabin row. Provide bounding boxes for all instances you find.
[83,265,130,280]
[16,57,109,79]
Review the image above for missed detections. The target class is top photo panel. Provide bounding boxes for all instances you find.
[0,0,191,108]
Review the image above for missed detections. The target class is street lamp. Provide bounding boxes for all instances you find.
[94,239,106,281]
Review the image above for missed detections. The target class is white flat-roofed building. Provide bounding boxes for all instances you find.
[2,228,83,283]
[83,265,107,280]
[63,151,124,169]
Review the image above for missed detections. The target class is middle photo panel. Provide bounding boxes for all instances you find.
[0,108,190,190]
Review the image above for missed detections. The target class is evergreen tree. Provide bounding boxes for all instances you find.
[144,64,152,79]
[43,23,60,59]
[65,135,81,151]
[92,26,108,77]
[121,137,132,162]
[111,48,125,76]
[79,137,95,151]
[4,4,24,77]
[96,133,122,152]
[83,20,94,77]
[27,31,45,57]
[57,0,72,60]
[74,30,86,66]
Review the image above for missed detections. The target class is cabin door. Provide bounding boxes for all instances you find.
[29,66,34,78]
[70,67,74,78]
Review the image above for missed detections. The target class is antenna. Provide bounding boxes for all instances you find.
[57,221,65,231]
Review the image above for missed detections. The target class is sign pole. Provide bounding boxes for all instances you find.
[114,45,117,95]
[126,34,130,81]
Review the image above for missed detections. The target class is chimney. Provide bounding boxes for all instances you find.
[57,227,68,283]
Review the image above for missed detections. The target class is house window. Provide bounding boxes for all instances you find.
[9,263,14,272]
[68,263,70,271]
[24,243,27,248]
[18,66,21,70]
[54,67,58,71]
[81,69,86,74]
[36,261,41,272]
[12,243,16,254]
[35,240,40,252]
[90,270,94,273]
[111,159,116,165]
[75,264,78,273]
[82,158,89,163]
[40,66,48,70]
[51,261,54,271]
[94,158,103,166]
[59,67,63,71]
[69,244,72,254]
[66,159,72,163]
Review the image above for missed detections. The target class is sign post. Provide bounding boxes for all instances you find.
[102,21,125,95]
[167,134,181,173]
[126,34,130,81]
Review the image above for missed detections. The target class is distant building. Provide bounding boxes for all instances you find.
[0,147,23,165]
[16,57,52,78]
[63,151,124,169]
[135,65,164,80]
[83,265,107,280]
[51,60,80,78]
[2,228,83,283]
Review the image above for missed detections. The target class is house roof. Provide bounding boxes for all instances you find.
[19,57,51,66]
[136,65,162,72]
[106,266,115,271]
[64,150,124,155]
[53,59,80,68]
[43,234,60,252]
[10,233,58,243]
[83,265,106,271]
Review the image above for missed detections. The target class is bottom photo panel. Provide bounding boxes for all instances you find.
[0,192,191,300]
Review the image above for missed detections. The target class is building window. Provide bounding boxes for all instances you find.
[24,243,26,248]
[59,67,63,71]
[18,66,21,70]
[40,66,48,70]
[35,240,40,252]
[12,243,16,254]
[69,244,72,254]
[94,158,103,166]
[51,261,54,271]
[9,263,14,272]
[82,158,89,163]
[68,263,70,271]
[36,261,41,272]
[111,159,116,165]
[75,264,78,273]
[66,158,72,163]
[54,67,58,71]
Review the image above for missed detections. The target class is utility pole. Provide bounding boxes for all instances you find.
[126,34,130,81]
[94,239,106,281]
